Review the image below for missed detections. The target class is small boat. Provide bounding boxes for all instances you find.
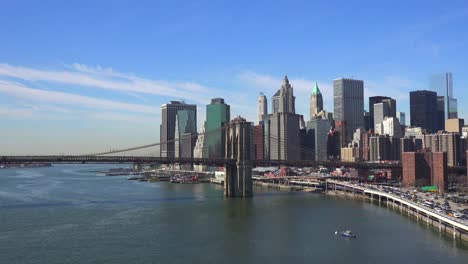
[341,230,356,238]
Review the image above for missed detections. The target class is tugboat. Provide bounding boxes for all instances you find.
[340,230,356,238]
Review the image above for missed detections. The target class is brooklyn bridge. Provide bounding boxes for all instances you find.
[1,117,465,198]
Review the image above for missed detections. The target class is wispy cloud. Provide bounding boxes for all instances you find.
[0,80,158,114]
[0,63,217,104]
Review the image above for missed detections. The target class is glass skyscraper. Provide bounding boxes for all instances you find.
[409,90,437,133]
[205,98,230,159]
[430,72,457,119]
[160,101,197,158]
[334,78,364,146]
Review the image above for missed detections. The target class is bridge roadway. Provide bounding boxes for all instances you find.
[1,155,466,172]
[0,156,236,166]
[326,180,468,240]
[1,155,402,169]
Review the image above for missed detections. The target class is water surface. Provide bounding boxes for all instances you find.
[0,164,467,264]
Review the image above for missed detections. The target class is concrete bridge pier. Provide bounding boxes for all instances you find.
[224,117,253,198]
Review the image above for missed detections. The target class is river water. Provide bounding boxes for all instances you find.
[0,164,467,264]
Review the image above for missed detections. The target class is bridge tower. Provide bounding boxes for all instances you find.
[224,116,254,197]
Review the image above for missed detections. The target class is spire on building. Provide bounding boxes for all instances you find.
[312,81,321,95]
[310,81,324,120]
[283,75,289,86]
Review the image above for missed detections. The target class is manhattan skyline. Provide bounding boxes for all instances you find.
[1,0,468,154]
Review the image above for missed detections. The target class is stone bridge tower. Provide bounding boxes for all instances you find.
[225,116,254,197]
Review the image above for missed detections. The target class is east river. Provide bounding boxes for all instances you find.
[1,164,467,264]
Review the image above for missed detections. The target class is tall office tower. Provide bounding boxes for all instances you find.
[410,90,438,133]
[160,101,197,158]
[373,103,390,133]
[327,128,341,159]
[310,82,323,120]
[269,112,301,161]
[268,76,301,161]
[369,96,391,130]
[364,111,372,131]
[205,98,230,159]
[271,75,295,114]
[396,112,406,126]
[372,98,396,131]
[436,96,445,131]
[334,78,364,146]
[430,72,457,119]
[300,127,311,160]
[257,93,268,124]
[402,150,447,192]
[174,111,197,159]
[299,115,306,129]
[369,135,401,161]
[306,118,330,161]
[381,98,397,118]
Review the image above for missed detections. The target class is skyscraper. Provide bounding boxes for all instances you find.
[306,118,330,161]
[174,110,198,159]
[257,93,267,124]
[373,102,390,133]
[205,98,230,159]
[334,78,364,146]
[430,72,457,119]
[160,101,197,158]
[371,97,396,132]
[310,82,323,120]
[271,76,295,114]
[369,96,391,130]
[410,90,438,133]
[269,112,301,161]
[396,112,406,126]
[267,76,301,161]
[436,96,445,131]
[381,98,397,118]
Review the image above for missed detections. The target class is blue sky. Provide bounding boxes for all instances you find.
[1,0,468,154]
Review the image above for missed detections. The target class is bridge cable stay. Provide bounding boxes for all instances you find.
[87,126,227,156]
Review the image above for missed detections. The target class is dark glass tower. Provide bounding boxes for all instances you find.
[334,78,364,146]
[160,101,197,158]
[410,91,437,133]
[205,98,230,159]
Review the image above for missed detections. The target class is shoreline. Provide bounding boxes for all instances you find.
[325,190,468,243]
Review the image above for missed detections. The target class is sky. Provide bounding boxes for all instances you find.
[1,0,468,155]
